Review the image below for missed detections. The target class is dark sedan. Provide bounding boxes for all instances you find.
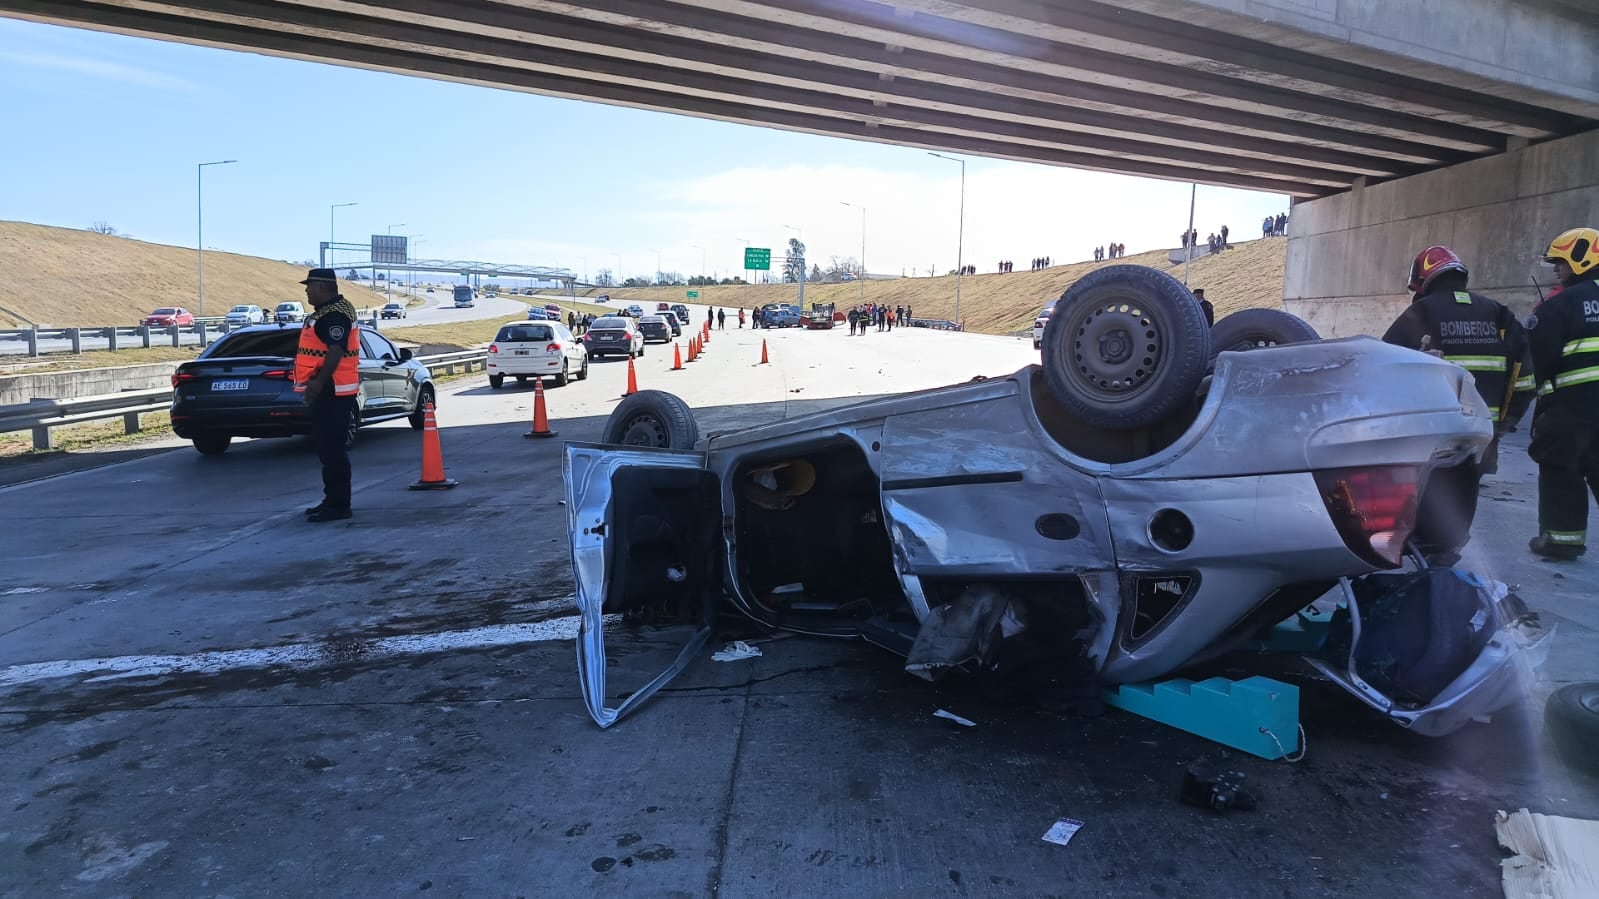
[170,324,436,455]
[637,315,674,343]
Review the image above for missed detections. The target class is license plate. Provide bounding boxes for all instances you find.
[514,350,529,356]
[211,379,249,391]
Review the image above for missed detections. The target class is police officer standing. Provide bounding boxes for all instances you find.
[1526,227,1599,559]
[296,268,361,523]
[1382,246,1533,563]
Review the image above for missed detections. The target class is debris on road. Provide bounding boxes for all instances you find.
[1041,818,1083,847]
[1495,808,1599,899]
[711,641,762,662]
[1179,760,1258,812]
[933,709,976,727]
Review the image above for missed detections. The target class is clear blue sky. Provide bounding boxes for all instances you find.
[0,17,1291,281]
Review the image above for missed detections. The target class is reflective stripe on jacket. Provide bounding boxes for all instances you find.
[294,321,360,396]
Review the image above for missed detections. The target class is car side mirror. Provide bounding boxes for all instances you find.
[399,348,414,361]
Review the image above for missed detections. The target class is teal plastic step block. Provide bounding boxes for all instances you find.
[1245,605,1336,653]
[1103,675,1300,760]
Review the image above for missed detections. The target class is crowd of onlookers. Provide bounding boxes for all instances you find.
[845,303,913,335]
[1263,212,1289,237]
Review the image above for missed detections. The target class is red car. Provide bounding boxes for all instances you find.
[142,307,195,327]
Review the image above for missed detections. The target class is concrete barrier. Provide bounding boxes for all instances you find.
[0,361,179,406]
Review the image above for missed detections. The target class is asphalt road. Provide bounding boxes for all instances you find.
[3,324,1597,897]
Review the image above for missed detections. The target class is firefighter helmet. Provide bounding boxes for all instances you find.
[1407,246,1468,294]
[1543,227,1598,277]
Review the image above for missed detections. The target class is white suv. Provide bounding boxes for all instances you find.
[486,320,588,389]
[225,304,267,327]
[1032,303,1055,350]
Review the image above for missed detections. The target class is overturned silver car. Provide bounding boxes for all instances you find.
[563,266,1546,736]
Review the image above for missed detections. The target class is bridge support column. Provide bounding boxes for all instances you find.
[1284,130,1599,338]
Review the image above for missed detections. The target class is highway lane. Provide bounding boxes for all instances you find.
[3,324,1597,897]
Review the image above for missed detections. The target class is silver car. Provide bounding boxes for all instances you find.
[564,266,1546,736]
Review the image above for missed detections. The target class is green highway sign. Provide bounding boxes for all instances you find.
[744,247,772,271]
[686,290,699,298]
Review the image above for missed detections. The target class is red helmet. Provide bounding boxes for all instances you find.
[1407,246,1468,293]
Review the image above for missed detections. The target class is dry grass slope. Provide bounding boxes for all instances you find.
[575,238,1286,335]
[0,221,375,328]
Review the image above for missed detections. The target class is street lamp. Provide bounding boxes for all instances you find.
[650,249,663,285]
[928,152,966,325]
[840,201,866,305]
[196,159,236,317]
[784,225,805,305]
[386,223,406,299]
[691,244,706,285]
[329,202,358,274]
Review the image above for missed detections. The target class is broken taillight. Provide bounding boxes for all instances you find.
[1314,465,1423,569]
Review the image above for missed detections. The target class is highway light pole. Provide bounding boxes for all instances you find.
[840,201,866,305]
[784,224,804,306]
[196,159,236,317]
[651,249,663,285]
[386,223,406,300]
[928,152,965,325]
[329,202,357,277]
[691,245,706,285]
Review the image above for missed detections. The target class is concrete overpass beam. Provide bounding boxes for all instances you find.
[1283,129,1599,338]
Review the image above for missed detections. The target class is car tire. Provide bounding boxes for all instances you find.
[1041,264,1210,431]
[193,434,231,455]
[516,375,528,386]
[409,385,434,430]
[1209,309,1320,366]
[1547,682,1599,774]
[489,374,504,390]
[1033,339,1042,350]
[601,389,700,449]
[555,361,570,388]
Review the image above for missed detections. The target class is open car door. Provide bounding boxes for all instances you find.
[564,443,723,727]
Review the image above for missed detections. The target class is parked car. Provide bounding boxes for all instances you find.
[142,307,194,328]
[170,324,435,455]
[583,315,645,359]
[486,320,588,388]
[562,265,1546,735]
[1033,303,1055,349]
[801,303,836,330]
[655,303,673,316]
[274,302,306,324]
[763,306,801,328]
[637,315,673,344]
[224,304,267,327]
[671,304,690,325]
[380,302,408,320]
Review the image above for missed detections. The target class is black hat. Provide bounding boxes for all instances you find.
[1192,288,1206,298]
[300,268,338,284]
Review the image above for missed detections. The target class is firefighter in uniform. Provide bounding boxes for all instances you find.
[1526,227,1599,559]
[1382,246,1534,564]
[295,268,362,522]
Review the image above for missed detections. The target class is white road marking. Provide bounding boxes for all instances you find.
[0,615,586,689]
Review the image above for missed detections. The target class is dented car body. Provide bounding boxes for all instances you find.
[564,336,1546,735]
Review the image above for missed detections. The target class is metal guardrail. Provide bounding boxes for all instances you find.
[1,350,486,450]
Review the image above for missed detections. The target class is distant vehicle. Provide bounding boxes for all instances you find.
[802,303,836,330]
[544,303,563,321]
[626,304,645,318]
[426,287,435,294]
[486,320,588,389]
[170,324,434,455]
[655,302,673,315]
[380,302,408,320]
[524,288,538,297]
[225,304,268,327]
[274,302,306,324]
[759,304,800,328]
[583,316,645,359]
[453,285,475,308]
[1033,303,1055,350]
[595,294,610,303]
[841,272,857,281]
[637,315,673,344]
[142,307,194,328]
[670,304,690,325]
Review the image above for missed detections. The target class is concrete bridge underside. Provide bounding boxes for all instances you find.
[5,0,1598,199]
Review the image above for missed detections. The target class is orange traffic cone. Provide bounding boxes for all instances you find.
[689,337,699,361]
[760,339,769,365]
[525,376,558,439]
[409,402,459,490]
[704,323,711,343]
[622,356,639,397]
[671,342,683,371]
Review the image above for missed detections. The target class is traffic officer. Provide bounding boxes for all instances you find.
[1526,227,1599,560]
[295,268,361,523]
[1381,246,1533,564]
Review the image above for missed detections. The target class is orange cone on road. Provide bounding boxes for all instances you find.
[622,355,639,397]
[671,342,683,371]
[704,323,711,343]
[409,403,459,490]
[525,376,558,439]
[760,339,769,365]
[688,337,698,361]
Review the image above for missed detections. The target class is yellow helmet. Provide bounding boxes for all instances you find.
[1544,227,1598,276]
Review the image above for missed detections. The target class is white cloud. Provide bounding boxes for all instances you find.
[0,49,201,93]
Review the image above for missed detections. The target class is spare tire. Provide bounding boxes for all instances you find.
[1042,265,1210,430]
[602,389,701,449]
[1547,682,1599,775]
[1209,309,1320,366]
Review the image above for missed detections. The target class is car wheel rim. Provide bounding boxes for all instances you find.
[618,413,670,447]
[1224,332,1283,352]
[1067,301,1164,402]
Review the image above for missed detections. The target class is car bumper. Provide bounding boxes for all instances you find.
[171,404,312,439]
[487,355,567,375]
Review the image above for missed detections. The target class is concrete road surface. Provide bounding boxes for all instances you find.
[2,324,1597,897]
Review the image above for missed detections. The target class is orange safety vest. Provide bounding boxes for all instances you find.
[294,318,360,396]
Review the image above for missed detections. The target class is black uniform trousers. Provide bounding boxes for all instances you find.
[1530,404,1599,544]
[312,394,357,510]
